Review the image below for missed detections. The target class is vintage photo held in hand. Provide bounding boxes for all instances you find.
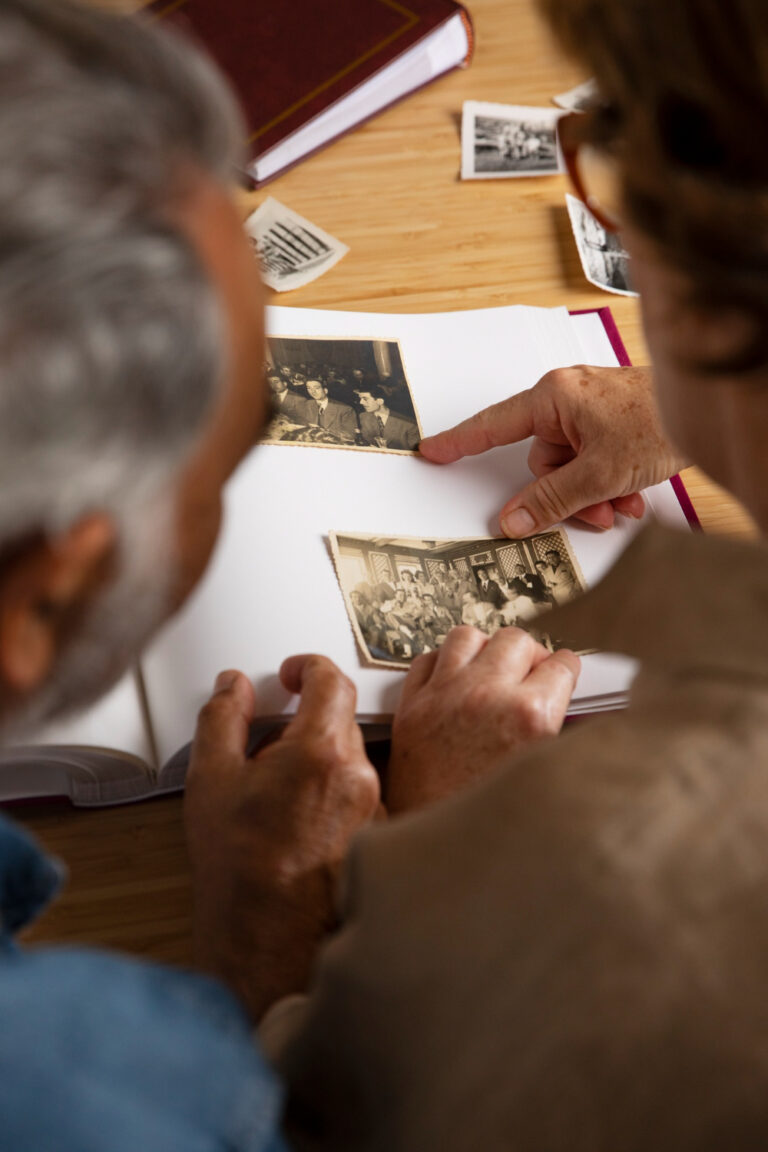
[565,193,637,297]
[330,529,587,669]
[244,197,349,292]
[461,101,564,179]
[262,335,422,453]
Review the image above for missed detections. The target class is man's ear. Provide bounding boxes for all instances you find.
[0,514,117,695]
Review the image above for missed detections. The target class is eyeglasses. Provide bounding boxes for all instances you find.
[558,106,624,232]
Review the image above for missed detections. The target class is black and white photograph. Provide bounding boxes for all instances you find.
[244,197,349,292]
[330,528,587,669]
[461,101,564,179]
[262,335,422,453]
[565,192,637,296]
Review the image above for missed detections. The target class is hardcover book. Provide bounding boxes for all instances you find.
[0,304,694,806]
[147,0,474,184]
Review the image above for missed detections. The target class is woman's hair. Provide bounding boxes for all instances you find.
[540,0,768,373]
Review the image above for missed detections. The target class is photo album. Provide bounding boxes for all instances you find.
[0,303,693,804]
[149,0,473,186]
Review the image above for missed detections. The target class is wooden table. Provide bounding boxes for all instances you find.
[13,0,755,964]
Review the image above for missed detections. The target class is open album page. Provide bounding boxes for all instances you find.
[0,671,155,803]
[142,304,680,765]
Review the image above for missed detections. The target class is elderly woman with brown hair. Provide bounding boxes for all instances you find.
[263,2,768,1150]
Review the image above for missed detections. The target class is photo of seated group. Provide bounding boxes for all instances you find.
[330,528,587,669]
[263,335,422,453]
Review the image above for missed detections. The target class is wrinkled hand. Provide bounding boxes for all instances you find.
[387,625,580,813]
[184,655,380,1022]
[419,365,687,536]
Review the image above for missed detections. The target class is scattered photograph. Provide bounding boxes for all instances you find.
[245,197,348,292]
[553,78,598,113]
[461,101,564,179]
[565,193,637,297]
[330,528,587,669]
[262,335,422,453]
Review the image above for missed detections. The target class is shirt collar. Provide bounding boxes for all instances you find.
[0,813,64,947]
[547,524,768,681]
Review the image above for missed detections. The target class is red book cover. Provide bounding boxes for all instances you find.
[147,0,473,181]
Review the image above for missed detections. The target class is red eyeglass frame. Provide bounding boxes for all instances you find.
[557,110,621,233]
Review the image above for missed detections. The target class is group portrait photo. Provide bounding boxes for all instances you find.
[330,528,586,668]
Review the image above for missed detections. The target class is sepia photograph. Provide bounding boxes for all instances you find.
[262,335,422,453]
[461,101,564,179]
[330,528,587,669]
[566,192,637,296]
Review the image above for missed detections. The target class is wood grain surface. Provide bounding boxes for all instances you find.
[11,0,755,965]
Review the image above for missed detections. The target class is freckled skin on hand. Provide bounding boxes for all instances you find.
[419,365,686,534]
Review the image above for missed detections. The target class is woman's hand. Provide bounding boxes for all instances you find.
[419,366,687,536]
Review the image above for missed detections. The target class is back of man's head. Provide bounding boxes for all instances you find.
[0,0,243,544]
[0,0,245,733]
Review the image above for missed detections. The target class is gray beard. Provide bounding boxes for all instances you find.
[0,496,174,744]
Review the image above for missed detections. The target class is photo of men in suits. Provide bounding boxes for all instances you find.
[263,334,421,453]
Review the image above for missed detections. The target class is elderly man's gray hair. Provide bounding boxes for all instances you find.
[0,0,247,736]
[0,0,245,548]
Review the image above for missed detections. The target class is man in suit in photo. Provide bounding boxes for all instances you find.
[509,561,550,604]
[267,373,308,425]
[355,387,419,451]
[302,378,358,442]
[475,567,508,610]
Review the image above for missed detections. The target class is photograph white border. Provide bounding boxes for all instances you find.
[461,100,564,180]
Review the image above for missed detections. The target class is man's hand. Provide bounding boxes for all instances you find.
[419,366,687,536]
[387,625,580,813]
[184,656,380,1022]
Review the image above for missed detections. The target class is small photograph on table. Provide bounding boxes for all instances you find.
[330,528,587,670]
[244,196,349,293]
[262,335,422,453]
[566,193,638,297]
[461,101,564,179]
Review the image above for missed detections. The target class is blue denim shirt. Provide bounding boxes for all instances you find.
[0,811,289,1152]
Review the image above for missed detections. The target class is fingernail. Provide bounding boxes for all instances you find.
[214,670,239,692]
[501,508,535,537]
